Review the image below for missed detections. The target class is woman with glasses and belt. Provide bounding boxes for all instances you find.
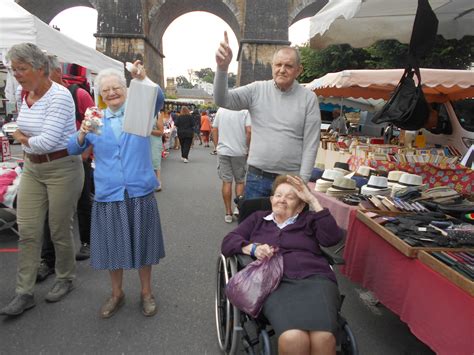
[0,43,84,316]
[67,61,166,318]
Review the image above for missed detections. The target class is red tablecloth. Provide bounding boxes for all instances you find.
[308,183,358,231]
[342,212,474,355]
[348,156,473,195]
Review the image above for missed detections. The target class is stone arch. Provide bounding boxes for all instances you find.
[147,0,242,57]
[16,0,96,24]
[288,0,328,26]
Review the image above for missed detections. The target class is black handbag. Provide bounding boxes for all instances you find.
[371,66,430,130]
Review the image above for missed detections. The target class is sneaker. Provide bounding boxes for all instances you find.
[210,150,217,155]
[36,260,55,282]
[45,280,74,303]
[233,206,240,216]
[224,214,233,223]
[183,158,189,163]
[0,294,36,316]
[75,243,90,261]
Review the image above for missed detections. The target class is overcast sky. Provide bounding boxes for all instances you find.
[48,6,311,80]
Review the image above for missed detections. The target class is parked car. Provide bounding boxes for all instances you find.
[2,120,18,143]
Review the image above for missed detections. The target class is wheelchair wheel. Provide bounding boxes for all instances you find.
[215,255,241,354]
[337,319,359,355]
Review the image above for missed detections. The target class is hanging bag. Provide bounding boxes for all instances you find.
[225,253,283,318]
[371,65,429,130]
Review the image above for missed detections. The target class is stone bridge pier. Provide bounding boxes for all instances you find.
[16,0,328,87]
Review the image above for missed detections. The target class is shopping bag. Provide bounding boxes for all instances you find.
[123,77,159,137]
[371,66,429,131]
[225,253,283,318]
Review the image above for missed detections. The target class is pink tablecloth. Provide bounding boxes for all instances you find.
[342,213,474,355]
[308,183,358,231]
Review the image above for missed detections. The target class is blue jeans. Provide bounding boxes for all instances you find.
[244,170,275,199]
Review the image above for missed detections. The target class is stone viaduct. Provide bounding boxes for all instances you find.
[16,0,328,87]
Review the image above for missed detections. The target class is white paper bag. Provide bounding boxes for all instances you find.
[123,77,159,137]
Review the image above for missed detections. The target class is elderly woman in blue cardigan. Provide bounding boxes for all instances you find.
[68,61,165,318]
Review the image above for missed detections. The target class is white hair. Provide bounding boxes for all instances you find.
[95,68,127,93]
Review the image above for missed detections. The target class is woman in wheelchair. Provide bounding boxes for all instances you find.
[221,175,343,355]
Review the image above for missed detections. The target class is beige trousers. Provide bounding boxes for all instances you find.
[15,155,84,295]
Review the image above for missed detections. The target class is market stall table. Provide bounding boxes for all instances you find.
[341,211,474,355]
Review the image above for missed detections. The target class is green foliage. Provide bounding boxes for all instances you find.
[176,75,193,89]
[298,36,474,82]
[194,68,215,84]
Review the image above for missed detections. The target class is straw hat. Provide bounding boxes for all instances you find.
[333,162,351,175]
[354,166,375,178]
[387,170,405,188]
[315,169,344,192]
[326,177,358,197]
[391,173,423,196]
[361,175,391,196]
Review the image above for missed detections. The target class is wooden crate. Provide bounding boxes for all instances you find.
[356,210,474,258]
[418,251,474,297]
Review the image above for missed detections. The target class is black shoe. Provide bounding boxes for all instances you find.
[36,260,54,283]
[0,294,35,316]
[76,243,90,261]
[45,280,74,303]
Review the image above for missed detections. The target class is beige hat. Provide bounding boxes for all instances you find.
[387,170,405,188]
[315,169,344,192]
[391,173,424,196]
[326,177,358,197]
[361,176,391,196]
[355,166,375,178]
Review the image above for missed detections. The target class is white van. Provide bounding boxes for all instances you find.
[423,99,473,155]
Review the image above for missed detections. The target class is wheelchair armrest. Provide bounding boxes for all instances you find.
[320,247,345,265]
[235,254,254,268]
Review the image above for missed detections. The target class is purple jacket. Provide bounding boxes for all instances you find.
[221,209,343,283]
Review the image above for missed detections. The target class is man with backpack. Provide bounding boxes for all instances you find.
[36,56,95,282]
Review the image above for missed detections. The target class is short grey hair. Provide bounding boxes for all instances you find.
[6,43,50,76]
[95,68,127,93]
[47,55,61,71]
[273,46,301,66]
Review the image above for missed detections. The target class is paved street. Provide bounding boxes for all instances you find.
[0,143,434,354]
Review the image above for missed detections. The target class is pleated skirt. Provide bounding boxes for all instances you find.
[90,192,165,270]
[262,274,341,338]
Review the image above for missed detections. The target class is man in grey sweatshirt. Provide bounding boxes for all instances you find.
[214,32,321,198]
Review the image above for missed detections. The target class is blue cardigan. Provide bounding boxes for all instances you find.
[68,100,163,202]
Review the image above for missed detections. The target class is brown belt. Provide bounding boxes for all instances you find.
[26,149,69,164]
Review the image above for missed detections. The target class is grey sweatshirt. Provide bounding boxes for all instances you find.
[214,70,321,181]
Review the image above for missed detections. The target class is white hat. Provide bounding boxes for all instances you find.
[387,170,405,188]
[326,177,358,197]
[315,169,344,192]
[355,166,375,178]
[361,176,391,196]
[391,173,423,196]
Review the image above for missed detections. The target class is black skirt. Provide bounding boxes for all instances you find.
[262,274,341,338]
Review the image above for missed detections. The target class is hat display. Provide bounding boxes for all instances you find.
[361,175,391,196]
[387,170,405,188]
[355,166,375,178]
[391,173,423,196]
[333,162,351,175]
[326,177,358,197]
[315,169,344,193]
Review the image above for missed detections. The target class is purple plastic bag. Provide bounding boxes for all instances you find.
[225,253,283,318]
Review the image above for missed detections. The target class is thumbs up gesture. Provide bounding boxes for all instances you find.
[215,31,233,71]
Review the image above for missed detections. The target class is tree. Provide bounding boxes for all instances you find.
[175,75,193,89]
[228,72,237,88]
[194,68,215,84]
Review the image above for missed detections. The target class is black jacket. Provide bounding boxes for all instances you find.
[175,114,195,138]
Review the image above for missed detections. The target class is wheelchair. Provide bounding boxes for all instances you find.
[215,198,358,355]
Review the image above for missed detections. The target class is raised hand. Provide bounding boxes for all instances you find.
[215,31,233,71]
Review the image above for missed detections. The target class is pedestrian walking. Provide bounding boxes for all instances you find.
[212,108,251,222]
[200,111,211,147]
[175,106,195,163]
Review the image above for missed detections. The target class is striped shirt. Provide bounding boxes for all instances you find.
[16,82,76,154]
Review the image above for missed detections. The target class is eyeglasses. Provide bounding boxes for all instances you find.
[8,66,31,75]
[101,86,124,95]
